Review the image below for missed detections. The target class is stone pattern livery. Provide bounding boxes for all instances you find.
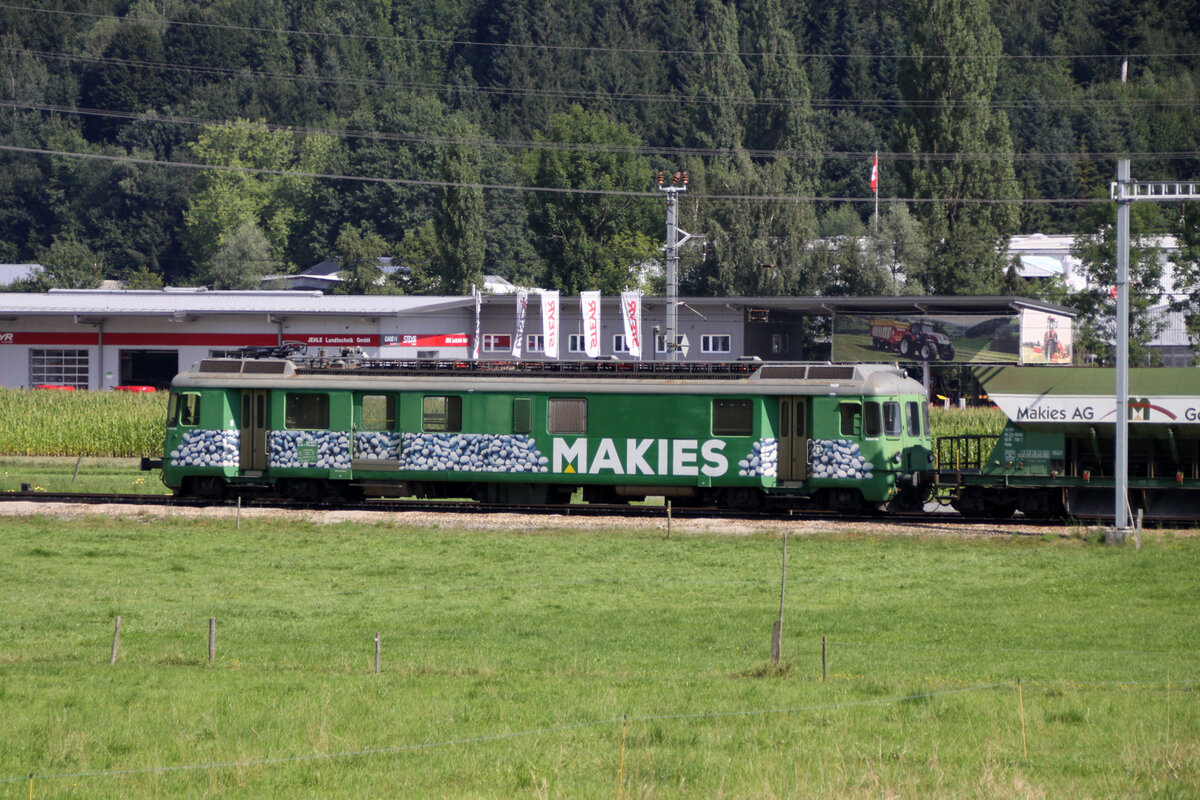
[809,439,875,480]
[400,432,549,473]
[354,431,402,460]
[170,429,239,467]
[269,430,351,469]
[737,438,778,478]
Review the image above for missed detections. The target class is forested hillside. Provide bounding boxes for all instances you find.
[1,0,1198,323]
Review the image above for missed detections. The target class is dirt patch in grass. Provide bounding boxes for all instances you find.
[0,499,1188,539]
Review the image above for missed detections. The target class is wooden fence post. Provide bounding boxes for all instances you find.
[208,617,216,663]
[770,532,787,666]
[110,616,121,664]
[374,632,381,674]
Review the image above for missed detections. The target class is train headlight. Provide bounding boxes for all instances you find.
[892,452,902,464]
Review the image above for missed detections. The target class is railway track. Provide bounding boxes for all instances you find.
[0,490,1175,529]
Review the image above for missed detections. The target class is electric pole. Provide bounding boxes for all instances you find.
[1107,59,1200,535]
[657,171,703,362]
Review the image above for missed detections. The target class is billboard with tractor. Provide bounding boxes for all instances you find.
[832,312,1071,365]
[834,314,1019,364]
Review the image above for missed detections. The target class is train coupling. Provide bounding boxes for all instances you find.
[140,457,164,471]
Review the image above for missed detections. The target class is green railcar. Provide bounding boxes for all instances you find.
[158,357,934,512]
[936,367,1200,520]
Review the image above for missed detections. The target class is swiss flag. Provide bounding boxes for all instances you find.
[870,152,878,193]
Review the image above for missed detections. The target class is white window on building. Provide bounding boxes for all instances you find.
[30,349,89,389]
[701,334,732,354]
[482,334,512,352]
[567,333,586,354]
[526,334,544,353]
[771,334,789,355]
[209,349,243,358]
[612,334,629,353]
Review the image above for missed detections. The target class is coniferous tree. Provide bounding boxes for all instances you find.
[895,0,1019,295]
[433,115,486,295]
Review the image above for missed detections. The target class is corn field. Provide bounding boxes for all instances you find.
[929,404,1007,439]
[0,389,167,457]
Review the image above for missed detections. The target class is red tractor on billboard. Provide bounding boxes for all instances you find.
[870,318,956,361]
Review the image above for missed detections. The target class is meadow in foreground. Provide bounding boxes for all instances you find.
[0,514,1196,798]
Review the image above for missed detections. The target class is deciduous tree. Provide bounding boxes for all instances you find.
[522,106,658,294]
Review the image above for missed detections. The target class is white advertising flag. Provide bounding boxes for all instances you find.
[581,291,602,358]
[620,291,643,359]
[511,290,528,358]
[471,285,481,360]
[541,290,560,359]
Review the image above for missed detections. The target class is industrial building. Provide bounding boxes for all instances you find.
[0,289,1072,391]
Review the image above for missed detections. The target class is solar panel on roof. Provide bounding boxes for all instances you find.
[242,361,289,374]
[757,366,809,380]
[197,359,241,373]
[806,366,857,380]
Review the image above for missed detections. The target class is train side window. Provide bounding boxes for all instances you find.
[177,393,201,426]
[513,398,533,434]
[882,401,902,436]
[712,399,752,436]
[286,393,329,429]
[423,396,462,432]
[839,402,861,437]
[906,401,921,437]
[548,398,587,434]
[864,402,882,437]
[922,403,930,438]
[360,394,395,430]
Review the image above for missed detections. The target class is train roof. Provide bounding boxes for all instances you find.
[172,356,925,397]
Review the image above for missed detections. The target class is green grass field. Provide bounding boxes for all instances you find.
[0,515,1196,798]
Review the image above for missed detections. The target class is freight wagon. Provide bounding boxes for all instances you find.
[936,366,1200,520]
[153,355,935,512]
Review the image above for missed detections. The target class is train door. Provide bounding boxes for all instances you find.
[777,397,808,481]
[239,389,269,474]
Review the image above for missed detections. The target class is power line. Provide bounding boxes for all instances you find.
[2,3,1197,63]
[6,47,1199,113]
[5,99,1197,163]
[0,142,1115,205]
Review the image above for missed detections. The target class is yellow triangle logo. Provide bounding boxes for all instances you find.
[563,464,575,474]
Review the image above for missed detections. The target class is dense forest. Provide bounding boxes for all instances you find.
[1,0,1199,356]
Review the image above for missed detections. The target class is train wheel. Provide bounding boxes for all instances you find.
[986,501,1018,520]
[723,487,763,511]
[278,478,322,501]
[185,476,227,500]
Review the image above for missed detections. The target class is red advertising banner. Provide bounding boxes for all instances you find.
[382,334,471,348]
[581,290,601,358]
